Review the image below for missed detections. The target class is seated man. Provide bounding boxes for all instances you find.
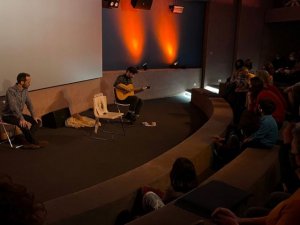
[113,67,148,122]
[1,72,46,149]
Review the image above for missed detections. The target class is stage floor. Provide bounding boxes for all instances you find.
[0,96,207,202]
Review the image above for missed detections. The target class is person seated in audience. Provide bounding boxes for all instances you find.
[212,110,261,169]
[279,122,300,194]
[212,124,242,169]
[242,99,278,150]
[244,59,255,78]
[211,123,300,225]
[274,52,300,85]
[263,62,275,78]
[229,59,245,83]
[284,82,300,121]
[0,175,46,225]
[255,70,288,110]
[141,157,199,213]
[230,67,252,124]
[247,77,285,127]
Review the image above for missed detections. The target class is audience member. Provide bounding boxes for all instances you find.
[0,175,46,225]
[248,77,285,127]
[242,99,278,150]
[284,82,300,121]
[212,125,242,169]
[255,70,288,109]
[141,157,199,213]
[279,122,300,193]
[263,62,275,78]
[211,123,300,225]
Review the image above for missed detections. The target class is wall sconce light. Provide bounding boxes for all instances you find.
[169,60,186,69]
[170,60,179,68]
[142,63,148,70]
[169,5,184,14]
[103,0,120,8]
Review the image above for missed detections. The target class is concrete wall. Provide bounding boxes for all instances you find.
[25,68,201,117]
[203,0,273,86]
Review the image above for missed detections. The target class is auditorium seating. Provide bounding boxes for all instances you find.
[127,146,280,225]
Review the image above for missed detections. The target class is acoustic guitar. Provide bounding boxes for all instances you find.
[115,84,150,100]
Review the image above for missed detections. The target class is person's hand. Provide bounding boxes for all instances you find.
[211,208,239,225]
[19,119,30,128]
[284,86,293,93]
[34,117,42,127]
[282,122,295,144]
[242,137,252,143]
[212,136,225,144]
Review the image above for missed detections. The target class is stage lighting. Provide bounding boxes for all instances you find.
[103,0,120,8]
[169,60,186,69]
[169,5,184,14]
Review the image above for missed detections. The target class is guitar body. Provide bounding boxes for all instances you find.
[115,84,135,100]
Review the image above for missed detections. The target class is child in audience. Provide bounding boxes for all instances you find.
[248,77,285,127]
[242,99,278,149]
[141,157,199,212]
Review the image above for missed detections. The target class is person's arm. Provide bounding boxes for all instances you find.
[238,217,266,225]
[116,83,132,92]
[247,118,268,141]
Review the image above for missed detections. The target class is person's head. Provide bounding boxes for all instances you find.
[17,73,31,89]
[256,70,272,85]
[249,77,264,96]
[244,59,253,70]
[234,59,244,70]
[257,99,276,115]
[263,62,275,76]
[290,125,300,169]
[0,175,46,225]
[170,157,198,193]
[125,67,138,79]
[238,67,249,78]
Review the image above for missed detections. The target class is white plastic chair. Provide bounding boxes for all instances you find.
[93,93,125,140]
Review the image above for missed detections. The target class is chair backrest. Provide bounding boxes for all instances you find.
[93,93,108,117]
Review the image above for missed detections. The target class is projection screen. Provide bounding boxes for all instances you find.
[0,0,102,96]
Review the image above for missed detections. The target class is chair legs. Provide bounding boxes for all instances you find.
[0,123,22,149]
[91,116,125,141]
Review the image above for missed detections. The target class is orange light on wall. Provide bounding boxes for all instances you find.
[151,1,179,65]
[116,1,145,64]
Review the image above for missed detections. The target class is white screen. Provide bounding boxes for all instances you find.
[0,0,102,95]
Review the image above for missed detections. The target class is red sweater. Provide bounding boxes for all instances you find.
[249,90,285,124]
[266,84,288,109]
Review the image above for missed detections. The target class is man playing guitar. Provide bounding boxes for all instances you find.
[114,67,149,122]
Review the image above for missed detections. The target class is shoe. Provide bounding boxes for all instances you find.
[21,144,41,149]
[124,112,136,122]
[123,112,130,120]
